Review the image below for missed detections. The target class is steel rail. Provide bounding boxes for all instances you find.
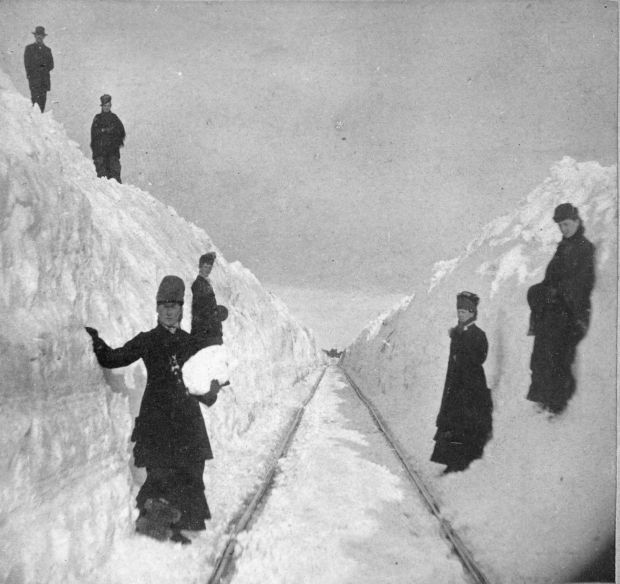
[206,365,328,584]
[339,365,493,584]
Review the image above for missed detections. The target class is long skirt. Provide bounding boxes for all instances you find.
[527,284,581,414]
[431,426,489,470]
[136,461,211,530]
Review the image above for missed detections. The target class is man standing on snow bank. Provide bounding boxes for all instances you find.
[191,252,227,342]
[526,203,595,415]
[90,94,126,183]
[85,275,222,544]
[24,26,54,112]
[431,292,493,474]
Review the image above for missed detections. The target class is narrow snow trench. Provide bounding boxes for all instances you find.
[230,366,469,584]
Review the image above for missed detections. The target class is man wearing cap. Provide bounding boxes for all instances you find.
[24,26,54,112]
[526,203,595,415]
[431,291,493,473]
[85,275,223,544]
[90,94,126,183]
[191,252,225,341]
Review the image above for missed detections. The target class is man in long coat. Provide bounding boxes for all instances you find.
[90,94,126,183]
[191,252,222,339]
[526,203,595,414]
[431,292,493,473]
[24,26,54,112]
[86,276,223,543]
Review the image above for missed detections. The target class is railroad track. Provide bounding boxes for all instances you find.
[206,363,491,584]
[339,365,492,584]
[206,365,328,584]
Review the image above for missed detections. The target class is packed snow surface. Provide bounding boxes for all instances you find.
[343,157,617,583]
[232,366,469,584]
[0,68,323,583]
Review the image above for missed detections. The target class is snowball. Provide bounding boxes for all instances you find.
[183,345,230,395]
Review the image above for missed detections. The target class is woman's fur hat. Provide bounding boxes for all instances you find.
[156,275,185,305]
[456,291,479,314]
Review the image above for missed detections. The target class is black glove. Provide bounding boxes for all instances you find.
[85,327,106,354]
[195,383,219,407]
[85,326,99,340]
[195,380,230,407]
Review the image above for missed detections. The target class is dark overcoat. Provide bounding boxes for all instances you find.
[94,324,216,468]
[90,112,126,158]
[191,276,220,337]
[431,322,493,468]
[527,225,595,412]
[529,225,595,336]
[24,42,54,92]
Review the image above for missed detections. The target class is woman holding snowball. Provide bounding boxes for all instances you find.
[86,275,227,544]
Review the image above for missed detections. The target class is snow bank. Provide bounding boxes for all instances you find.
[0,70,322,583]
[342,157,617,583]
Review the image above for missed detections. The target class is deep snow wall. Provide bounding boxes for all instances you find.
[0,71,322,583]
[342,158,617,583]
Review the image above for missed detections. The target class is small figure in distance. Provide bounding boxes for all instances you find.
[431,292,493,474]
[85,275,223,544]
[24,26,54,112]
[191,252,226,343]
[526,203,595,415]
[90,94,126,183]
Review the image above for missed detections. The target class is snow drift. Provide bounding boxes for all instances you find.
[0,69,322,583]
[342,157,617,583]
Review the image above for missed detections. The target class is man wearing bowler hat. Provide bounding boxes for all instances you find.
[24,26,54,112]
[90,94,126,183]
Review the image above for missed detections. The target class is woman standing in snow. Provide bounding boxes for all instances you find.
[431,292,493,473]
[526,203,595,415]
[86,275,223,544]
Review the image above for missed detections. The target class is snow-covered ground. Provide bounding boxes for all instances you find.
[0,69,325,583]
[232,365,469,584]
[343,158,617,583]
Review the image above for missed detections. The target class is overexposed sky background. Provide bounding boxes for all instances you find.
[0,0,616,345]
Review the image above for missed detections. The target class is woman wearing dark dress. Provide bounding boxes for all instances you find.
[431,292,493,473]
[86,275,223,543]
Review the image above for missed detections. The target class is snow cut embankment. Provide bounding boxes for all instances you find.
[343,157,617,583]
[0,69,322,583]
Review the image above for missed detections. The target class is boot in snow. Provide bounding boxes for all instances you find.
[135,497,182,542]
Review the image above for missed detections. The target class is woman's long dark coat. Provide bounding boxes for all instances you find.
[527,224,595,413]
[94,324,215,468]
[431,322,493,469]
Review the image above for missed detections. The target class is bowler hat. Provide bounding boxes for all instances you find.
[32,26,47,36]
